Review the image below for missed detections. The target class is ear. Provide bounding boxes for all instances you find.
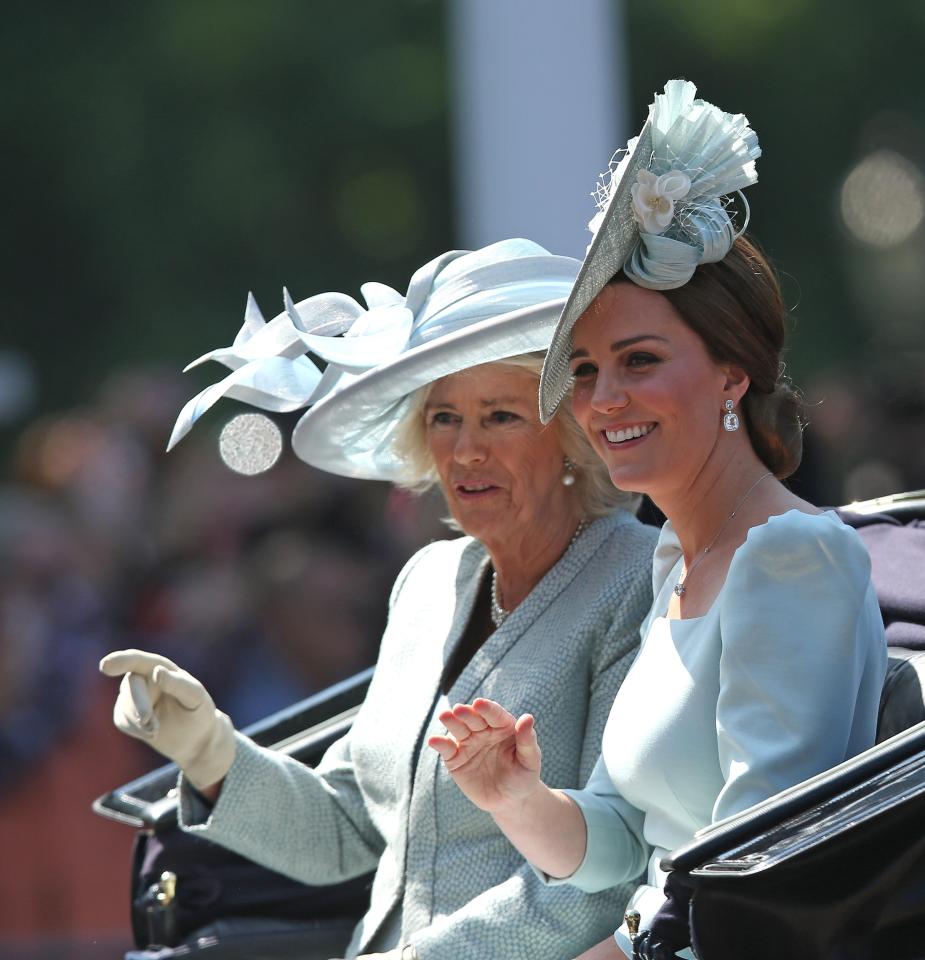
[721,365,750,404]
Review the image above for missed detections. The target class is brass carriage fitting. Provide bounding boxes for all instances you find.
[155,871,177,906]
[625,908,641,939]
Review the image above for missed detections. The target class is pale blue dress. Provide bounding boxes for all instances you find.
[544,509,887,958]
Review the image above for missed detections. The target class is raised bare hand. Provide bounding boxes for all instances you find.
[428,697,542,814]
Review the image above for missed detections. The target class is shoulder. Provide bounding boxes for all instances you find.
[718,510,882,659]
[388,535,483,609]
[588,510,660,573]
[565,512,658,629]
[731,509,872,591]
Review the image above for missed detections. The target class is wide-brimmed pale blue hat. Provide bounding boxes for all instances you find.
[169,238,580,480]
[538,79,762,422]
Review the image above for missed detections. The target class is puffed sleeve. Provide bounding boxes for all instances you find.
[713,511,886,821]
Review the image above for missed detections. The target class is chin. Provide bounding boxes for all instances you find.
[450,505,502,541]
[606,465,652,498]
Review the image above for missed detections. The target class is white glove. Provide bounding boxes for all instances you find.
[100,649,236,791]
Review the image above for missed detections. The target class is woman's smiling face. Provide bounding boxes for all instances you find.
[425,363,573,547]
[569,282,742,499]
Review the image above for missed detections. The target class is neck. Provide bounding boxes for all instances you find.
[656,444,773,562]
[486,512,583,613]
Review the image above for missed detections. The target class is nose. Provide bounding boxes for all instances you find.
[453,423,489,465]
[589,371,630,414]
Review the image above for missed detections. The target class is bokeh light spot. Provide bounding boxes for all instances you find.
[840,150,925,248]
[218,413,282,475]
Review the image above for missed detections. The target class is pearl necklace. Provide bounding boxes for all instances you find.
[673,471,772,598]
[490,520,589,628]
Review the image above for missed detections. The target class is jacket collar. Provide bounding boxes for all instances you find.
[444,511,634,702]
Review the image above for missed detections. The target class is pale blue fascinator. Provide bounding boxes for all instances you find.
[539,79,761,422]
[168,239,580,480]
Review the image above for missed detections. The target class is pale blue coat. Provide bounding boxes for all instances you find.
[180,510,658,959]
[546,511,887,958]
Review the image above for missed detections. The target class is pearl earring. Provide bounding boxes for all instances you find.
[722,399,740,432]
[562,457,577,486]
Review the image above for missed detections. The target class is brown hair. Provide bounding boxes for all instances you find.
[613,235,803,478]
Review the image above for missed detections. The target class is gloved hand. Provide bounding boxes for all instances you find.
[100,649,236,790]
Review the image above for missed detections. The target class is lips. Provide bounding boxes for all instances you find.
[602,423,656,444]
[454,480,502,497]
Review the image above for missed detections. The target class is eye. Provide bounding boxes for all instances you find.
[571,361,598,379]
[626,352,660,368]
[428,410,458,427]
[488,410,520,425]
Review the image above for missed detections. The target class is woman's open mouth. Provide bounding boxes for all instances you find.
[455,482,501,499]
[601,423,656,447]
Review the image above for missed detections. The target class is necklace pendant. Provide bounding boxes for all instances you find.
[673,582,686,598]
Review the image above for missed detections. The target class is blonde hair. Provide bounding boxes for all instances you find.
[391,354,637,519]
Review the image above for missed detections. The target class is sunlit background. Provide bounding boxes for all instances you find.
[1,1,923,956]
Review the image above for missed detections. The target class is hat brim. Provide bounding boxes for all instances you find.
[291,298,569,480]
[538,122,653,422]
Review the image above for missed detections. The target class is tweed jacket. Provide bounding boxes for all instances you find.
[179,510,657,960]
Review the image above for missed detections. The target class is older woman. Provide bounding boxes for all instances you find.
[429,83,887,960]
[100,239,658,960]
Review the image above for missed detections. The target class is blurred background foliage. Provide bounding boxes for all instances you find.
[0,1,923,954]
[2,0,923,498]
[2,0,451,419]
[627,0,925,500]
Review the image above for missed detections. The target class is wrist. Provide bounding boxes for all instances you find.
[183,711,236,791]
[491,779,551,826]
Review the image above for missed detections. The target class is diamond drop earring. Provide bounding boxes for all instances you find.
[722,399,740,432]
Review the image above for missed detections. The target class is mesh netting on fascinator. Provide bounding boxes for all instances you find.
[538,79,761,422]
[167,239,580,480]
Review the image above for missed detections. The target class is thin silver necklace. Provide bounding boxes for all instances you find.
[491,520,589,628]
[673,471,772,599]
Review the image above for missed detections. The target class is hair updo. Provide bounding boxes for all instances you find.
[615,235,803,478]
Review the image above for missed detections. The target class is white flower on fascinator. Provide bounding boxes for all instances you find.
[631,169,692,234]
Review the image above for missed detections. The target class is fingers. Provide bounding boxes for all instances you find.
[127,674,158,732]
[514,713,542,771]
[435,698,519,744]
[113,673,159,738]
[427,734,472,773]
[471,698,517,729]
[454,703,489,731]
[152,664,207,711]
[100,649,179,679]
[102,651,206,711]
[437,702,489,741]
[427,734,459,762]
[437,713,471,742]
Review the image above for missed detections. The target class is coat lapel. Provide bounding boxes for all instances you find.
[448,514,625,704]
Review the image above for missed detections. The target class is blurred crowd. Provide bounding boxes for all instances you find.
[0,366,446,957]
[0,360,920,958]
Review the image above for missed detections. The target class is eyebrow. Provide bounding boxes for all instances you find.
[424,395,527,411]
[569,334,669,360]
